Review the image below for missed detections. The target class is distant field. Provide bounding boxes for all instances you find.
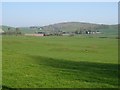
[2,35,118,88]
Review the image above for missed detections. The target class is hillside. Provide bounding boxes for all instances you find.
[42,22,101,32]
[1,22,118,35]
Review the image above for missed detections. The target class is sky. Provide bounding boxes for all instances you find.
[1,0,120,2]
[1,2,118,27]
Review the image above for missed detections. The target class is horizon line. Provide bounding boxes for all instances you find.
[0,21,118,28]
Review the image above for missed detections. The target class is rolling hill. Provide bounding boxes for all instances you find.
[1,22,118,35]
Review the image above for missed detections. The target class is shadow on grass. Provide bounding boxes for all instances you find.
[2,85,16,90]
[30,55,119,87]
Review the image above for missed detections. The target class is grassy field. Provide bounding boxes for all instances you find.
[0,35,1,89]
[2,35,118,88]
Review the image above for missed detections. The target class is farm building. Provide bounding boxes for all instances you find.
[0,29,4,34]
[25,34,44,36]
[25,31,45,36]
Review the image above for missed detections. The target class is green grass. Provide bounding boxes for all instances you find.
[0,35,2,89]
[2,35,118,88]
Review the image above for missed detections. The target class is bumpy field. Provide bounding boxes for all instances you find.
[2,35,118,88]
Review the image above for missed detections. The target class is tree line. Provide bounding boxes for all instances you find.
[3,27,22,35]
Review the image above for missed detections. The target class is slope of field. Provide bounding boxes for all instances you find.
[2,35,118,88]
[98,25,118,35]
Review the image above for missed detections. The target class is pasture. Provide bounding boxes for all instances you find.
[2,35,118,88]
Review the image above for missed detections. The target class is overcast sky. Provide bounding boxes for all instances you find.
[1,2,118,27]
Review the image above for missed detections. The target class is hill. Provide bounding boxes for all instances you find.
[1,22,118,35]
